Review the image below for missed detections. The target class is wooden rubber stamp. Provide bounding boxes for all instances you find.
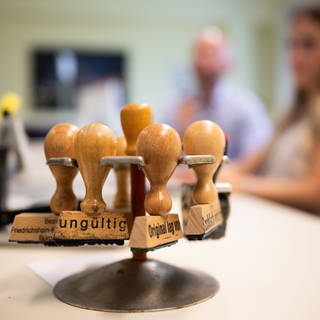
[183,120,225,240]
[45,123,79,214]
[112,136,130,210]
[120,103,153,259]
[129,123,183,252]
[54,123,131,245]
[181,182,232,239]
[9,123,79,243]
[181,136,232,239]
[76,123,116,214]
[120,103,153,219]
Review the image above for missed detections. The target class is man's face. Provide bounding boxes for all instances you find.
[193,37,225,81]
[289,16,320,91]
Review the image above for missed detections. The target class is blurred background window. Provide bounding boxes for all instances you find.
[32,49,125,110]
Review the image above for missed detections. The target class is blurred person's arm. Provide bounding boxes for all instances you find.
[219,92,273,178]
[220,144,270,177]
[176,138,270,183]
[234,92,273,160]
[225,145,320,213]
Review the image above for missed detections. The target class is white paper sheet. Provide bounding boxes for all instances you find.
[27,251,125,286]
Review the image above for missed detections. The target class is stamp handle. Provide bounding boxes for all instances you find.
[120,103,153,217]
[183,120,225,204]
[75,123,116,214]
[120,103,153,156]
[137,123,181,217]
[44,123,78,215]
[121,103,153,260]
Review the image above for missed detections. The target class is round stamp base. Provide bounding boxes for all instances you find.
[54,258,219,312]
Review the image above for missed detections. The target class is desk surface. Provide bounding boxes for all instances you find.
[1,194,320,320]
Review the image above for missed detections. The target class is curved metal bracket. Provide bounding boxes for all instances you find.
[46,154,226,170]
[100,156,145,169]
[179,155,215,167]
[46,157,78,168]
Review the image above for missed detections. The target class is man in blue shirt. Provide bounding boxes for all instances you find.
[168,27,272,160]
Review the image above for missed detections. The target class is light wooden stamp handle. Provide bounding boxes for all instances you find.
[44,123,78,215]
[137,123,181,217]
[120,103,153,156]
[121,103,153,260]
[120,103,153,217]
[75,123,116,215]
[113,136,130,209]
[183,120,225,204]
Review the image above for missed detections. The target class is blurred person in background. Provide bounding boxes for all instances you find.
[168,26,272,160]
[220,4,320,213]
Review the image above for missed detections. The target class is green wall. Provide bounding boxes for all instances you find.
[0,0,286,127]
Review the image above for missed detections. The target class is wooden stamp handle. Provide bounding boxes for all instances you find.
[137,123,181,217]
[121,103,153,260]
[75,123,116,215]
[120,103,153,156]
[44,123,78,215]
[183,120,225,204]
[120,103,153,215]
[144,185,172,216]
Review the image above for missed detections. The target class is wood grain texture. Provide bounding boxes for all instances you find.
[120,103,153,217]
[136,123,181,217]
[9,213,57,242]
[113,136,130,210]
[44,123,78,215]
[54,210,131,240]
[183,120,225,204]
[121,104,153,259]
[181,183,196,228]
[75,123,116,214]
[184,202,222,236]
[120,103,153,156]
[129,214,182,249]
